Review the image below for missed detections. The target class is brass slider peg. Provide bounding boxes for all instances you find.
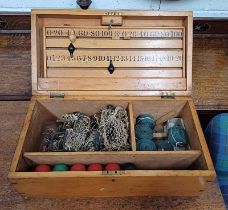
[69,30,76,43]
[68,30,77,58]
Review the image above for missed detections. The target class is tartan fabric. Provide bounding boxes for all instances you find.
[204,113,228,209]
[218,176,228,209]
[205,113,228,174]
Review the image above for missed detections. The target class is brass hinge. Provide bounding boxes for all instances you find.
[50,92,65,98]
[161,92,175,99]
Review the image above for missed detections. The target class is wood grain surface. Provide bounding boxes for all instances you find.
[0,16,31,100]
[0,101,225,209]
[192,38,228,110]
[0,15,30,30]
[0,34,31,100]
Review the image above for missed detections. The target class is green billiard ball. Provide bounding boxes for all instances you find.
[53,164,69,171]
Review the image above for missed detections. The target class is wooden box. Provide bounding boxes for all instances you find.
[8,10,216,198]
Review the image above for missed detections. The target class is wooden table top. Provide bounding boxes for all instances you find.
[0,101,226,210]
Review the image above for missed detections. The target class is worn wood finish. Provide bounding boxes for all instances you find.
[1,101,225,209]
[0,16,31,99]
[0,34,30,48]
[8,171,214,198]
[193,20,228,35]
[192,38,228,110]
[0,15,30,30]
[0,34,31,99]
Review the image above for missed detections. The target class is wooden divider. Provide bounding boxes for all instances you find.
[128,102,136,151]
[45,27,184,38]
[47,68,183,78]
[46,50,183,68]
[46,39,183,49]
[38,78,187,91]
[23,150,201,170]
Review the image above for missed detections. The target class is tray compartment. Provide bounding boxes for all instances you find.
[18,98,201,172]
[132,99,209,170]
[14,99,136,172]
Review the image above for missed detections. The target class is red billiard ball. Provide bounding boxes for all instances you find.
[70,163,86,171]
[104,163,120,171]
[34,164,52,172]
[87,163,103,171]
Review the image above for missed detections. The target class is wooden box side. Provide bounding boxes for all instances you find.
[8,100,36,173]
[186,100,215,170]
[8,170,215,198]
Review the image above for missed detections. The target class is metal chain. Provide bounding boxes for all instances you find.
[96,105,130,151]
[41,105,130,152]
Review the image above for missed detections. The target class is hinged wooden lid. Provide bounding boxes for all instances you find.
[31,10,192,96]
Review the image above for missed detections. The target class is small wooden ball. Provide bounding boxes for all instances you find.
[69,31,76,43]
[34,164,52,172]
[105,163,120,171]
[53,164,69,171]
[70,164,86,171]
[87,163,103,171]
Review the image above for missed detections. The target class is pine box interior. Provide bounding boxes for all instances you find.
[8,10,216,198]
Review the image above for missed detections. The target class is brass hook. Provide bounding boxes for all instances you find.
[108,60,115,74]
[108,19,114,30]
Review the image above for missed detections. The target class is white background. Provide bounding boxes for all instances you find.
[0,0,227,18]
